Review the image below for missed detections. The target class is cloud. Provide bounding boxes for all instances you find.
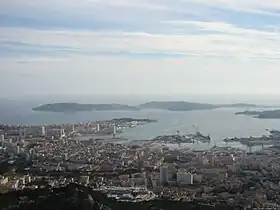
[1,21,280,60]
[185,0,280,16]
[2,0,280,96]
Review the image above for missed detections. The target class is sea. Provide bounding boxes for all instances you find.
[1,94,280,151]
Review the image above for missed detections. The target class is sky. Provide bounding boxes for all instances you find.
[1,0,280,98]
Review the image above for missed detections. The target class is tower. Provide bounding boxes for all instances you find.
[72,125,75,133]
[41,126,46,136]
[96,124,100,132]
[113,125,117,138]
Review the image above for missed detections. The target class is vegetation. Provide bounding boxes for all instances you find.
[0,184,236,210]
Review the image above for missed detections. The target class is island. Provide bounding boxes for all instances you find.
[32,103,140,112]
[139,101,217,111]
[33,101,265,113]
[139,101,260,111]
[235,109,280,119]
[219,103,259,108]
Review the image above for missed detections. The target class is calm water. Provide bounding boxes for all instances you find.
[1,101,280,150]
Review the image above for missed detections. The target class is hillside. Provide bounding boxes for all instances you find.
[0,184,234,210]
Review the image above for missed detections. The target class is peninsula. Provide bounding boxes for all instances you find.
[32,101,264,112]
[235,109,280,119]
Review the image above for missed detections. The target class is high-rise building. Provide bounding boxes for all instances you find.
[160,164,169,185]
[113,125,117,138]
[41,126,46,136]
[72,125,75,133]
[0,134,4,147]
[16,146,21,155]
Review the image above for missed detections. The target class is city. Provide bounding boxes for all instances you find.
[1,120,280,209]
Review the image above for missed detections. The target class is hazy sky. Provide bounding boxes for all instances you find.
[1,0,280,97]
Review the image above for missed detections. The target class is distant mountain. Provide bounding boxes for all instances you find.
[32,103,140,112]
[236,109,280,119]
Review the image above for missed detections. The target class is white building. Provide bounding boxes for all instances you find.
[177,169,193,186]
[41,126,46,136]
[160,164,169,185]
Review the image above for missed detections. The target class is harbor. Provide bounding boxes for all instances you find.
[151,131,211,145]
[223,129,280,151]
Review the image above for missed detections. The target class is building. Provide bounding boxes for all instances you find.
[46,128,65,139]
[16,146,21,155]
[177,169,193,186]
[113,125,117,138]
[193,174,203,183]
[24,175,31,184]
[1,176,9,185]
[160,164,169,185]
[0,134,4,147]
[20,126,46,138]
[150,172,160,188]
[80,176,90,186]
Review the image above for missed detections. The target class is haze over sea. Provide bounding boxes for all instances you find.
[2,94,280,150]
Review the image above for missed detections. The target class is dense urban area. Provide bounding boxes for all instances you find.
[1,119,280,209]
